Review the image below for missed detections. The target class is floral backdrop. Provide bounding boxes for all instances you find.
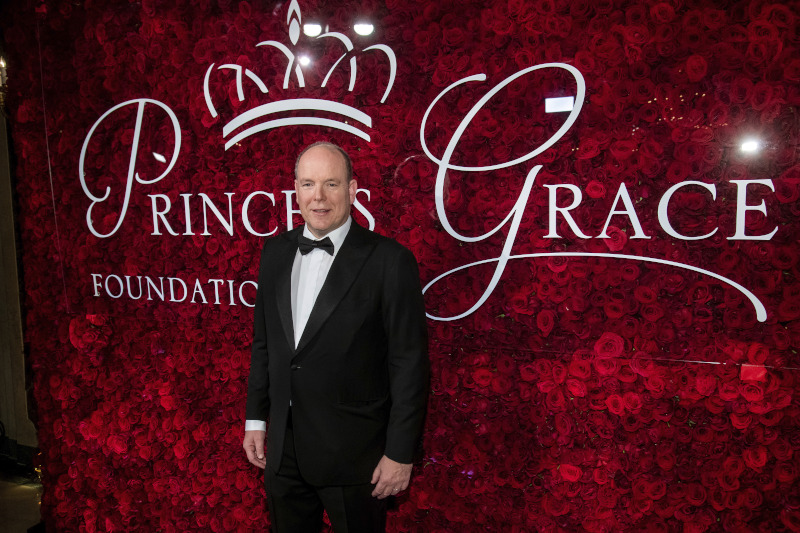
[2,0,800,531]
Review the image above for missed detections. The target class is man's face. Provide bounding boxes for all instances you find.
[295,146,357,239]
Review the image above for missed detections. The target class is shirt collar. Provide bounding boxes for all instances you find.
[302,216,351,257]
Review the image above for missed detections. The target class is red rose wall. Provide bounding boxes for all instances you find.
[2,0,800,531]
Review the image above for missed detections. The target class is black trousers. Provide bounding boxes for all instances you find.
[265,424,387,533]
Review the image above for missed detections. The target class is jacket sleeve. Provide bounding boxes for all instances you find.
[381,244,429,464]
[245,243,271,422]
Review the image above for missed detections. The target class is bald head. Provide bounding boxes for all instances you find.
[294,142,353,183]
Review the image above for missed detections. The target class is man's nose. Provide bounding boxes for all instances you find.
[313,185,325,201]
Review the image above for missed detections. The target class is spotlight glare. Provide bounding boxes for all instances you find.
[354,23,374,36]
[303,23,322,37]
[298,55,311,66]
[741,140,759,153]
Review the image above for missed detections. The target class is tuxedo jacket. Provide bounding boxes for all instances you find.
[245,221,429,486]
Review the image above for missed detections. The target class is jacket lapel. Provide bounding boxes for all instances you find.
[274,229,300,352]
[294,223,377,356]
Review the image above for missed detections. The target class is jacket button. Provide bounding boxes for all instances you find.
[290,364,301,370]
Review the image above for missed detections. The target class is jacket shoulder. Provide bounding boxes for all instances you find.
[351,224,416,261]
[261,227,301,253]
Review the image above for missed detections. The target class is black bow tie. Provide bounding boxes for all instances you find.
[298,235,334,255]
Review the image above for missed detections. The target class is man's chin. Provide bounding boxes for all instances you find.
[307,222,332,238]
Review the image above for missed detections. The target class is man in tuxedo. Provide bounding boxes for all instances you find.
[243,142,429,532]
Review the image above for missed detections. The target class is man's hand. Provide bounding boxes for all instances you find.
[370,455,412,499]
[243,430,266,469]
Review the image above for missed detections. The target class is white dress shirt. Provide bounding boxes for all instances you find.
[245,217,352,432]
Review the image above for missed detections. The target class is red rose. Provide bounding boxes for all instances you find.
[774,462,797,484]
[743,445,768,471]
[684,483,706,506]
[601,226,627,252]
[781,509,800,532]
[490,374,513,395]
[559,464,583,482]
[536,310,556,337]
[585,180,606,199]
[546,387,568,412]
[605,394,625,416]
[596,484,618,508]
[730,412,753,430]
[518,362,539,383]
[685,54,708,82]
[542,492,570,517]
[647,479,667,501]
[551,362,567,384]
[739,382,764,403]
[594,332,625,358]
[566,378,587,398]
[649,3,675,23]
[718,381,739,401]
[569,355,593,380]
[593,357,619,377]
[633,286,657,304]
[471,368,493,388]
[745,343,769,364]
[694,374,717,396]
[769,438,794,461]
[622,392,642,413]
[105,435,128,455]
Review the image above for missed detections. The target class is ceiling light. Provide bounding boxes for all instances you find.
[354,23,374,36]
[303,23,322,37]
[741,139,759,153]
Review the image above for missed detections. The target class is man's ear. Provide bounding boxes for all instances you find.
[349,179,358,204]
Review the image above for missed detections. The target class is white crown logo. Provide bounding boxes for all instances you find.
[202,0,396,150]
